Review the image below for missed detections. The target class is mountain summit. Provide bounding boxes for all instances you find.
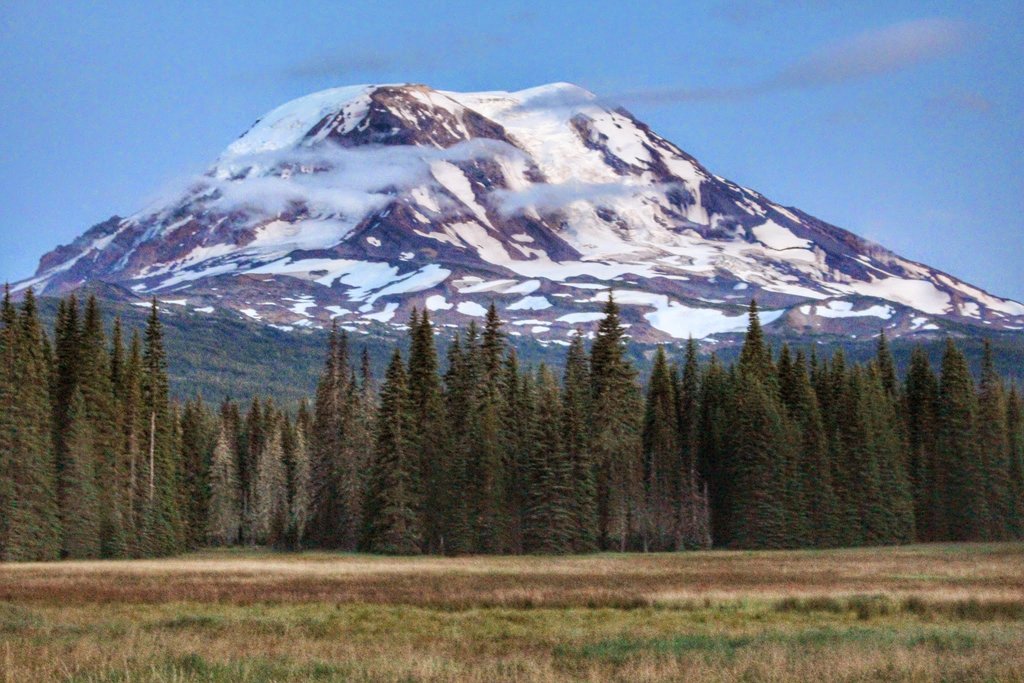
[18,82,1024,341]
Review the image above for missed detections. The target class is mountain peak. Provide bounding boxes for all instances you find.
[18,82,1024,343]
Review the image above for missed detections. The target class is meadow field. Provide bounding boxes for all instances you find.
[1,544,1023,682]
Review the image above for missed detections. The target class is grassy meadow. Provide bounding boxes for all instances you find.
[1,544,1023,681]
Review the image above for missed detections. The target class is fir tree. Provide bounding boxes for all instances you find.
[252,409,289,546]
[207,421,242,546]
[978,341,1011,539]
[523,365,574,553]
[364,350,420,554]
[589,294,643,551]
[60,390,101,558]
[642,346,681,551]
[179,397,213,550]
[0,288,61,561]
[938,338,987,541]
[288,418,313,549]
[406,309,446,553]
[1005,386,1024,539]
[562,331,597,552]
[139,300,182,556]
[676,337,711,549]
[903,346,939,541]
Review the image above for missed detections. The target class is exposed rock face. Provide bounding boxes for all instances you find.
[17,82,1024,342]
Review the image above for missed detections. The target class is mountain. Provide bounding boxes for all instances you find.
[15,82,1024,344]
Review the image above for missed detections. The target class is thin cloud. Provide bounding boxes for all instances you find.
[924,90,994,115]
[613,18,974,105]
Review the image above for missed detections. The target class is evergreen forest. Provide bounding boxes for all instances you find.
[2,286,1023,560]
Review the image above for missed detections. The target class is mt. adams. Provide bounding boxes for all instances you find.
[19,83,1024,341]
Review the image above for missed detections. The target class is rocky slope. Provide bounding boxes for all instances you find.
[17,83,1024,344]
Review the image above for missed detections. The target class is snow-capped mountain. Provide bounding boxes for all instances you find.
[17,82,1024,342]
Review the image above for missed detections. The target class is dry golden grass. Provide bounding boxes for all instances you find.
[1,543,1023,681]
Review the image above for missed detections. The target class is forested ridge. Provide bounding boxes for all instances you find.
[2,286,1023,560]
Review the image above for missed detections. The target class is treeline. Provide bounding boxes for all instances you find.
[2,290,1023,560]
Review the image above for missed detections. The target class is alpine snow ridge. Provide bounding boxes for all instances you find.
[18,82,1024,342]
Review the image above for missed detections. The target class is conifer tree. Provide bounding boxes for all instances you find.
[364,350,420,554]
[523,365,574,553]
[139,300,183,556]
[0,288,61,561]
[642,346,681,550]
[288,419,313,549]
[441,333,473,554]
[1005,386,1024,539]
[589,294,643,550]
[938,338,987,541]
[406,309,446,553]
[676,337,711,549]
[698,354,733,546]
[252,409,289,546]
[469,304,512,553]
[76,296,126,557]
[562,331,597,552]
[60,389,101,558]
[309,326,363,549]
[179,397,213,549]
[783,349,838,547]
[903,346,939,540]
[207,421,242,546]
[978,341,1011,539]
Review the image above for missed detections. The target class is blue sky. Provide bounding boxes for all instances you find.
[1,1,1022,299]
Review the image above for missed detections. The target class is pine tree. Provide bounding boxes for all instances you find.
[441,333,473,554]
[139,300,182,556]
[676,337,710,549]
[179,397,213,550]
[562,331,597,552]
[738,299,775,385]
[978,341,1011,540]
[207,421,242,546]
[60,389,101,558]
[903,346,939,541]
[78,296,125,557]
[642,346,680,551]
[119,331,147,556]
[1005,386,1024,539]
[469,304,512,553]
[522,365,574,553]
[0,288,61,561]
[288,417,313,549]
[783,349,838,547]
[589,294,643,551]
[364,350,420,554]
[309,326,363,549]
[729,370,791,549]
[938,339,987,541]
[698,354,733,547]
[252,409,289,546]
[406,309,446,553]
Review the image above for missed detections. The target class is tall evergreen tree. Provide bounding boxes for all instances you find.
[938,338,987,541]
[562,331,597,552]
[589,294,643,551]
[978,341,1011,539]
[139,300,182,556]
[903,346,939,541]
[364,350,420,554]
[642,346,680,551]
[207,421,242,546]
[0,289,61,561]
[523,365,574,553]
[406,309,446,553]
